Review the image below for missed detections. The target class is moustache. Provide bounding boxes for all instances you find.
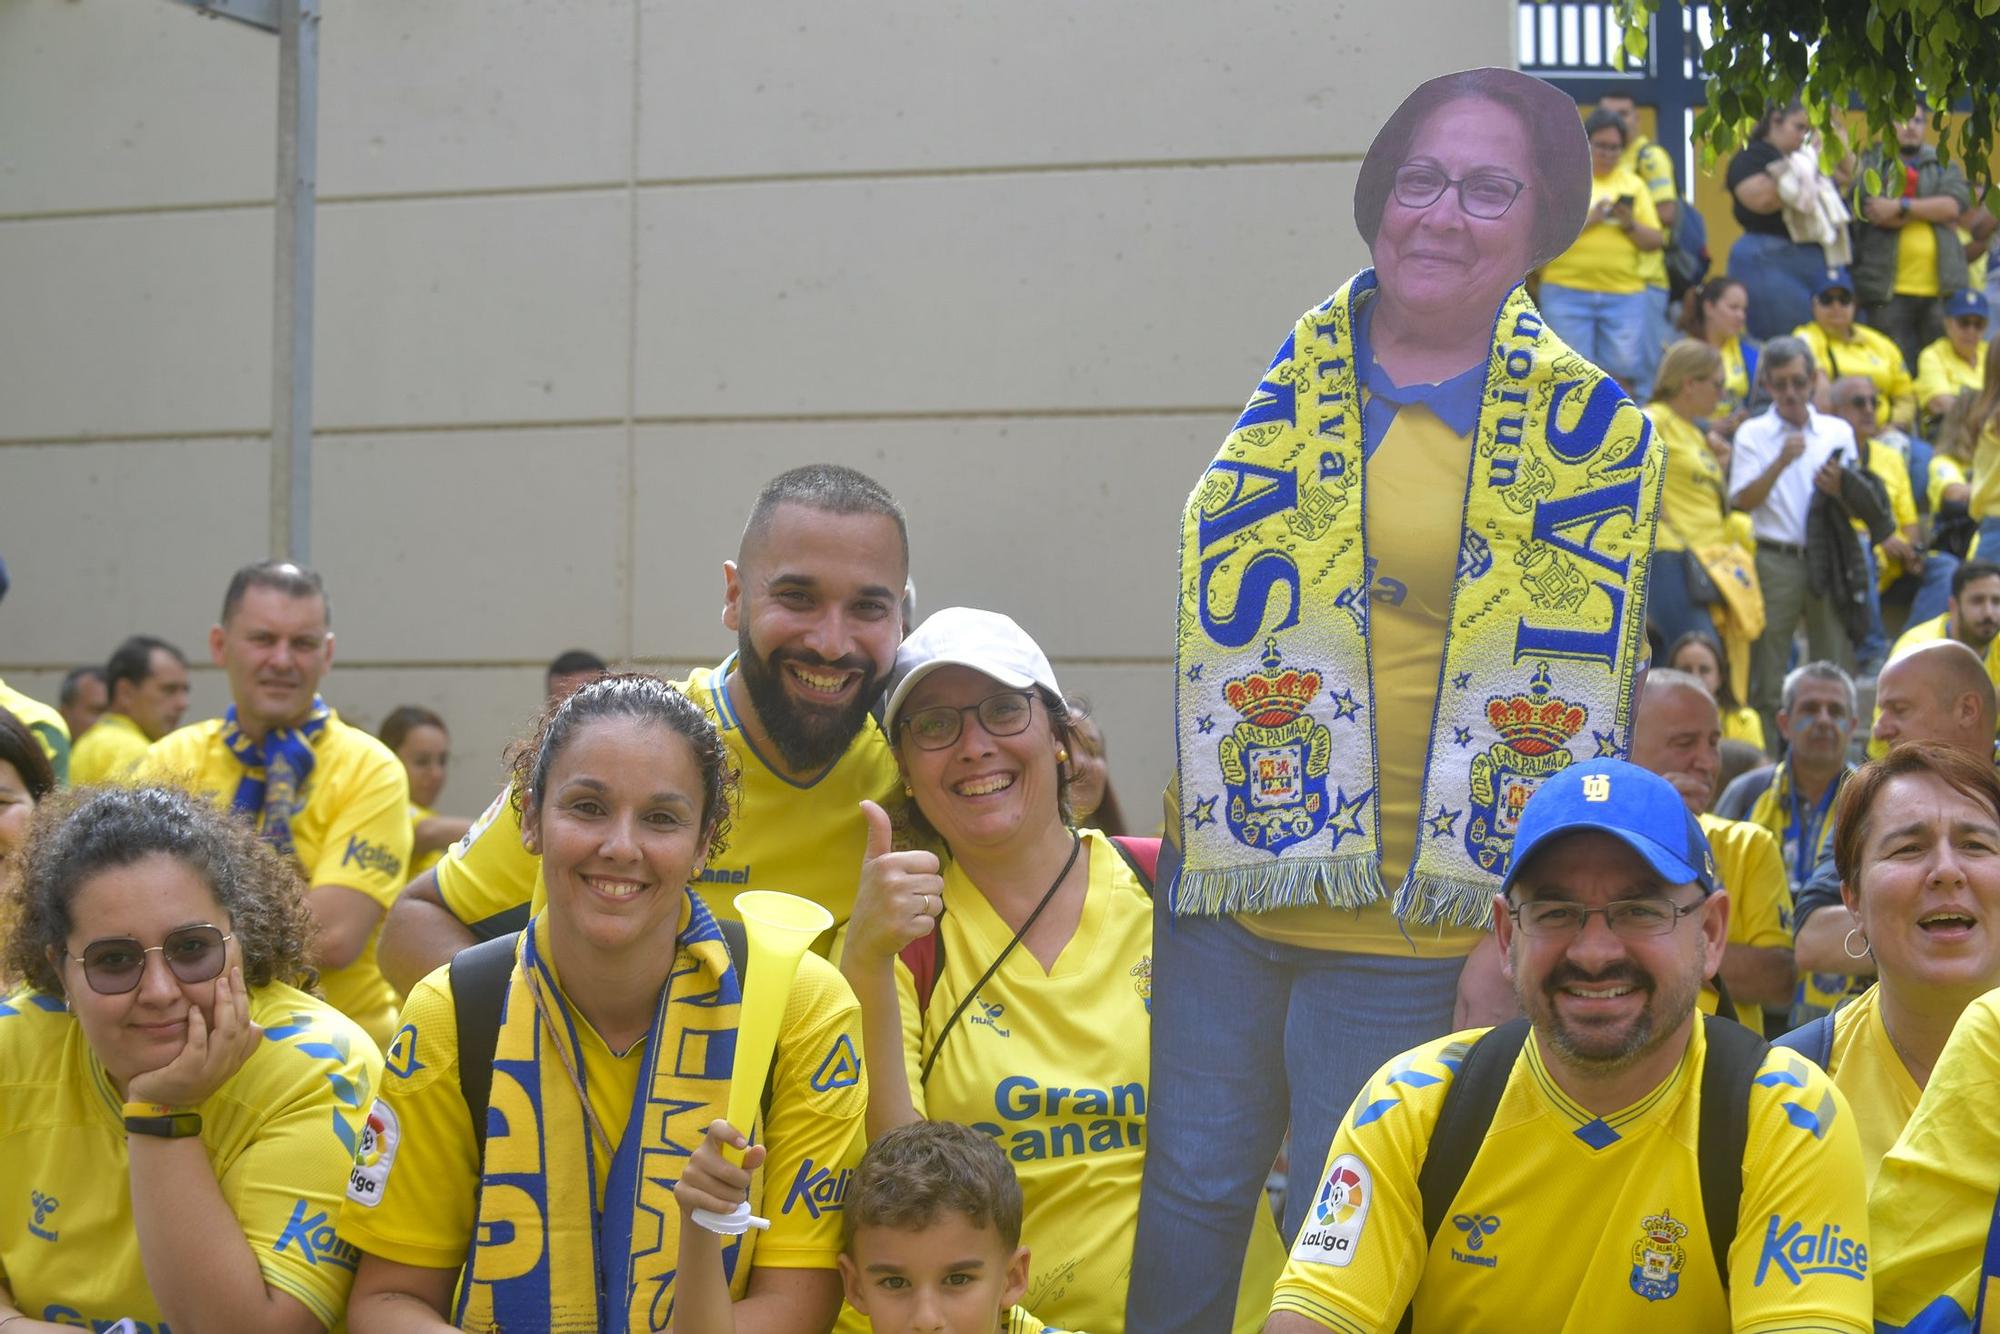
[770,649,877,678]
[1543,961,1655,998]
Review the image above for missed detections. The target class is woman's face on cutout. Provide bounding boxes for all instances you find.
[1374,98,1540,323]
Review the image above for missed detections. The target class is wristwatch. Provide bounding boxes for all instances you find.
[122,1100,202,1138]
[1899,196,1911,217]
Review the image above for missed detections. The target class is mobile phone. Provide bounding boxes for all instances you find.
[1617,194,1636,209]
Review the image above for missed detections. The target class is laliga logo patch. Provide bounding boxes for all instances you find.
[1291,1154,1370,1268]
[345,1100,401,1208]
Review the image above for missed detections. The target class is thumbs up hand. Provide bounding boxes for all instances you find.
[847,798,945,964]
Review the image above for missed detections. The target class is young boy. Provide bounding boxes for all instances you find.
[840,1121,1070,1334]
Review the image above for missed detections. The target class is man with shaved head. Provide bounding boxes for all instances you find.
[1793,639,1998,989]
[1629,670,1796,1030]
[378,464,910,990]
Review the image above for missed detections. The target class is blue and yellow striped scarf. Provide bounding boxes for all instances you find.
[1173,273,1662,926]
[457,898,744,1333]
[221,694,330,862]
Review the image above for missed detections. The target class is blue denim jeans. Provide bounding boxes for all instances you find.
[1537,283,1651,387]
[1647,549,1722,651]
[1880,551,1960,635]
[1127,895,1463,1332]
[1729,232,1832,342]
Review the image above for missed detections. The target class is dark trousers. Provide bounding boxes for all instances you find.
[1863,294,1944,376]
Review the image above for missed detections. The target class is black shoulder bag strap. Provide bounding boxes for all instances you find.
[453,921,754,1157]
[1697,1012,1770,1292]
[451,931,522,1158]
[1394,1018,1531,1334]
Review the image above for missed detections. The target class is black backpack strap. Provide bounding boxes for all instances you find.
[1697,1012,1771,1292]
[1770,1012,1837,1071]
[1395,1018,1531,1334]
[717,917,747,980]
[450,931,523,1159]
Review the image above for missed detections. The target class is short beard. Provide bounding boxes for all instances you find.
[735,627,880,773]
[1534,951,1703,1077]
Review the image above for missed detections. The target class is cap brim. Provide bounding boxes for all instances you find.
[883,656,1038,734]
[1501,821,1706,897]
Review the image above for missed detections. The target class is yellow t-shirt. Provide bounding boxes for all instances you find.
[0,982,381,1330]
[1974,422,2000,523]
[1793,322,1917,427]
[1914,336,1984,411]
[1722,705,1769,754]
[138,711,413,1051]
[1870,986,2000,1331]
[1862,436,1921,584]
[1718,336,1754,417]
[1928,453,1967,515]
[435,660,899,936]
[0,677,68,786]
[1541,165,1662,295]
[1694,814,1793,1034]
[407,802,444,879]
[1646,402,1731,553]
[337,916,867,1296]
[1888,611,2000,691]
[67,711,150,787]
[1893,215,1941,298]
[1812,984,1922,1189]
[871,832,1282,1334]
[1270,1022,1872,1333]
[1238,398,1483,958]
[1622,137,1677,290]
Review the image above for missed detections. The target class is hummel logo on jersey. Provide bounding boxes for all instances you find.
[968,997,1010,1037]
[28,1191,58,1242]
[1449,1212,1499,1267]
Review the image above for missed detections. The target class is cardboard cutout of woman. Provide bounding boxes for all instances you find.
[1132,67,1665,1331]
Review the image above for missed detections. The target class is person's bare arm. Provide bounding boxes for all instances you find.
[307,884,388,970]
[1267,1314,1333,1333]
[412,815,473,857]
[1795,904,1879,977]
[378,870,477,996]
[1720,942,1797,1006]
[345,1254,458,1334]
[1733,173,1781,214]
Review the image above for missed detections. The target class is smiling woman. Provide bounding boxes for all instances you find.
[0,784,380,1334]
[338,674,869,1334]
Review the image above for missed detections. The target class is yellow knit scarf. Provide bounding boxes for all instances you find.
[1172,272,1663,926]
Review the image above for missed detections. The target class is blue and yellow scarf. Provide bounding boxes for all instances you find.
[456,897,744,1333]
[1172,273,1662,926]
[222,694,330,861]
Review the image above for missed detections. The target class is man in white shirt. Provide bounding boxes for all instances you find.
[1727,335,1860,739]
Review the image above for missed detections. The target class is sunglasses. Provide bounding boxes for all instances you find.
[68,924,234,996]
[1816,291,1854,306]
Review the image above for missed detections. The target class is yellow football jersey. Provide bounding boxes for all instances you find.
[337,909,866,1291]
[1812,984,1921,1188]
[407,802,444,879]
[1648,402,1733,554]
[1871,986,2000,1332]
[434,659,899,933]
[1542,165,1662,295]
[67,711,150,787]
[0,982,380,1330]
[1620,137,1676,290]
[138,711,413,1051]
[1696,814,1794,1033]
[1914,337,1983,412]
[855,832,1282,1333]
[1271,1022,1871,1333]
[1793,322,1916,427]
[1718,336,1754,416]
[0,676,68,786]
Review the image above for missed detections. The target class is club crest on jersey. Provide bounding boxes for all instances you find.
[1130,955,1152,1014]
[1629,1209,1689,1302]
[1465,663,1584,874]
[1217,640,1333,855]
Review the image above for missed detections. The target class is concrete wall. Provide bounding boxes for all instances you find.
[0,0,1513,819]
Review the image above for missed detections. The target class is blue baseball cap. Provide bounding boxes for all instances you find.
[1946,289,1991,321]
[1500,758,1717,897]
[1813,270,1856,302]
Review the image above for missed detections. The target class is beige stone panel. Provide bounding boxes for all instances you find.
[1054,660,1176,836]
[0,212,273,440]
[319,0,634,198]
[628,413,1220,662]
[314,194,630,430]
[307,664,552,811]
[639,0,1512,178]
[309,428,629,663]
[0,2,272,215]
[0,439,269,664]
[634,163,1359,416]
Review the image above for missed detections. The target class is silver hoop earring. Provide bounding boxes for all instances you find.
[1843,927,1871,960]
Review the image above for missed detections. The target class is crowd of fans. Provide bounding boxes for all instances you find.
[1,79,1998,1334]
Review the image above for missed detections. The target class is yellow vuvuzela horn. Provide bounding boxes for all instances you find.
[691,889,834,1237]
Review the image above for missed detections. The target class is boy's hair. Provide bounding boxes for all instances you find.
[843,1121,1022,1252]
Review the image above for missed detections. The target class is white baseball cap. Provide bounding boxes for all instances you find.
[883,607,1061,736]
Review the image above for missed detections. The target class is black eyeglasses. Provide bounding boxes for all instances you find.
[1507,898,1703,939]
[900,690,1037,752]
[1846,395,1879,410]
[1817,291,1855,306]
[1391,164,1527,220]
[69,924,234,996]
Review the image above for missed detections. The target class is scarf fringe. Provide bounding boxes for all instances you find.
[1391,872,1500,930]
[1172,854,1384,917]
